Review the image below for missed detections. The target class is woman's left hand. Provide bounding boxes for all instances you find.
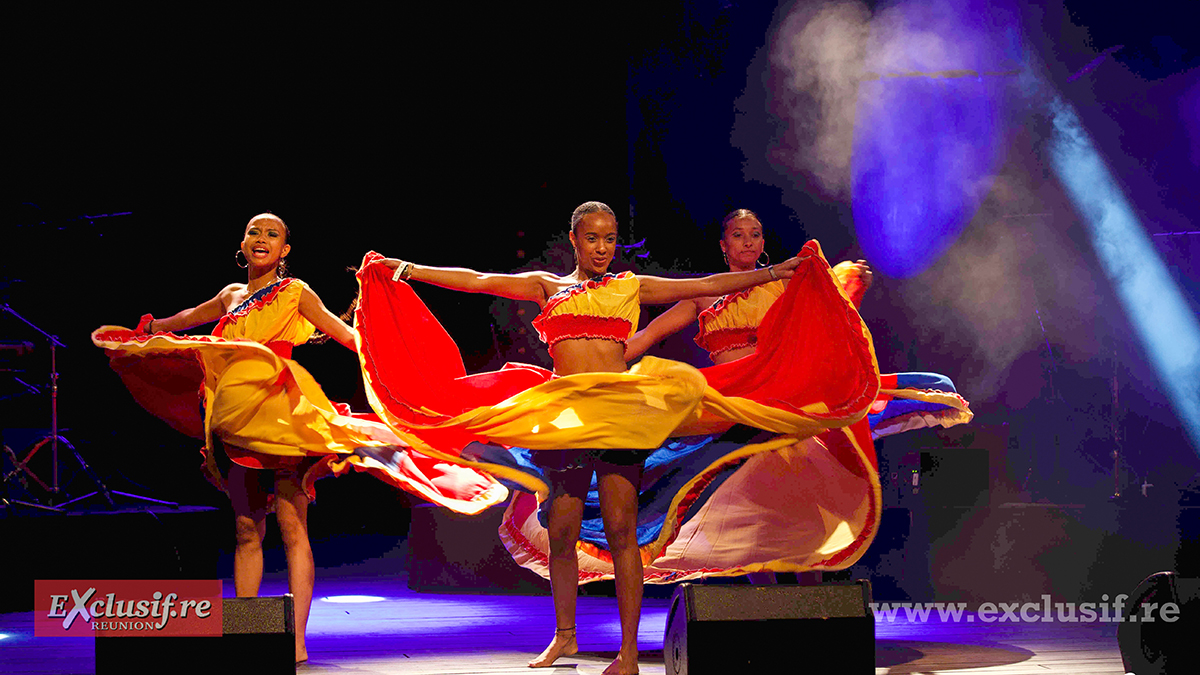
[831,259,873,307]
[844,259,873,291]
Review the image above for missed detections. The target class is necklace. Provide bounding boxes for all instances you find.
[244,276,280,296]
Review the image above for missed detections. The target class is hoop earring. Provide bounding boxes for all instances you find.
[757,251,771,268]
[235,250,248,268]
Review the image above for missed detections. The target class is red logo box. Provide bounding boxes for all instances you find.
[34,580,223,637]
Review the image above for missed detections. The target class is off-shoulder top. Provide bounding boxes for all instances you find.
[532,272,640,346]
[214,278,314,359]
[694,280,785,359]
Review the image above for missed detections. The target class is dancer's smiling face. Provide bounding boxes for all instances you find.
[570,211,618,278]
[241,214,290,270]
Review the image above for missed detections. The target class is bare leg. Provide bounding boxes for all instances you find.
[274,470,314,664]
[529,465,589,668]
[596,462,643,675]
[229,463,268,598]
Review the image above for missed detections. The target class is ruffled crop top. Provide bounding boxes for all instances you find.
[532,272,640,346]
[694,280,785,358]
[694,262,869,359]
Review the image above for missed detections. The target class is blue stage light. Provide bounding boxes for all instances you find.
[851,0,1022,278]
[1048,94,1200,455]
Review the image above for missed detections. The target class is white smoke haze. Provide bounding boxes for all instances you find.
[883,158,1107,402]
[754,0,1174,412]
[766,0,984,198]
[900,212,1041,399]
[768,0,871,198]
[764,0,1079,402]
[864,0,980,74]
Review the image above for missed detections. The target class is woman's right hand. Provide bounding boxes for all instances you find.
[135,314,155,335]
[770,253,803,279]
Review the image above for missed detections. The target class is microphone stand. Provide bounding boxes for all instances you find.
[1,304,176,510]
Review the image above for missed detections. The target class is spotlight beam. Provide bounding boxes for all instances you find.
[1048,95,1200,456]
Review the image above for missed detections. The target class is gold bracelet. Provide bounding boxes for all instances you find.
[391,260,413,282]
[768,265,777,281]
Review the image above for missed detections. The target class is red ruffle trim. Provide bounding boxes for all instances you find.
[696,286,755,324]
[537,273,627,315]
[694,326,757,356]
[533,314,632,346]
[95,328,294,361]
[531,272,632,345]
[94,327,224,346]
[215,278,294,337]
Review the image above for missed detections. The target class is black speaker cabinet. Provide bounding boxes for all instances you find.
[664,581,874,674]
[96,595,295,675]
[1118,572,1199,675]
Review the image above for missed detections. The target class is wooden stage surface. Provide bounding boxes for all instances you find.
[0,572,1134,675]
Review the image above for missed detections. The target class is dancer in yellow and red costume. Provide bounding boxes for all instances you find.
[508,208,973,584]
[352,201,881,674]
[92,213,506,663]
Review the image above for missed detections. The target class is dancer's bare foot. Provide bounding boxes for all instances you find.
[601,647,639,675]
[296,639,308,664]
[528,626,577,668]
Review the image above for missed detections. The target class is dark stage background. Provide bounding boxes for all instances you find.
[5,2,1199,599]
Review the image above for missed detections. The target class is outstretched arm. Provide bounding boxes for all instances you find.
[831,259,873,308]
[299,285,357,351]
[145,285,236,333]
[638,253,801,305]
[380,258,553,305]
[625,298,703,362]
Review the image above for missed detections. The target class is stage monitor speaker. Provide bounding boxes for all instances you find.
[1118,571,1199,675]
[96,595,295,675]
[664,581,874,674]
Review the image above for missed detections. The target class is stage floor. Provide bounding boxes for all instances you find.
[1,572,1130,674]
